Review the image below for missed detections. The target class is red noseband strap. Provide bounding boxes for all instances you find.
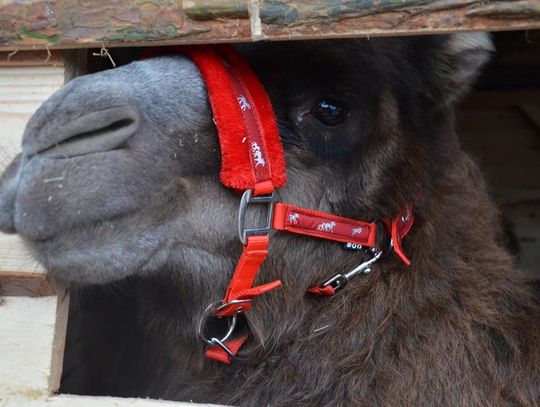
[144,45,415,364]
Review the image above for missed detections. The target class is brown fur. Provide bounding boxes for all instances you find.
[134,142,540,407]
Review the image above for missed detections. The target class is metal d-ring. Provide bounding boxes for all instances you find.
[197,299,254,358]
[197,302,237,348]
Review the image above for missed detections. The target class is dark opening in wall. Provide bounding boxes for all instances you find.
[457,30,540,277]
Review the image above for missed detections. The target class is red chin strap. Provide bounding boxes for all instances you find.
[144,45,415,364]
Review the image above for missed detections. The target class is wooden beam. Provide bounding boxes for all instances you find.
[0,1,539,51]
[8,394,228,406]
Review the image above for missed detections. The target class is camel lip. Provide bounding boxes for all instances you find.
[36,142,128,161]
[24,106,140,159]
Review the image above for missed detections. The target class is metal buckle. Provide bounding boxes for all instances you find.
[238,189,280,245]
[197,299,253,357]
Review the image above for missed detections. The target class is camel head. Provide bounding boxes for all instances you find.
[0,34,493,295]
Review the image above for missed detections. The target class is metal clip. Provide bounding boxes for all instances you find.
[321,248,384,293]
[238,189,280,244]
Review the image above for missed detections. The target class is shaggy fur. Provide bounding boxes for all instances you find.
[0,33,539,406]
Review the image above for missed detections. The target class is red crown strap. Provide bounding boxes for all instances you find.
[215,46,287,192]
[183,46,286,193]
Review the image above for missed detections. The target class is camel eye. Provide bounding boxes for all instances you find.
[311,99,349,126]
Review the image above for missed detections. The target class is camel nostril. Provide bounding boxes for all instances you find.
[27,106,140,159]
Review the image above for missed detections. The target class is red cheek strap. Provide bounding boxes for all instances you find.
[272,203,377,247]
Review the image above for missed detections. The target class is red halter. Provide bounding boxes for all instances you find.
[143,45,414,364]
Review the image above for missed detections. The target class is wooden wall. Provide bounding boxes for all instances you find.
[0,51,68,404]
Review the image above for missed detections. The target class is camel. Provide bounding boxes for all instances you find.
[0,33,539,406]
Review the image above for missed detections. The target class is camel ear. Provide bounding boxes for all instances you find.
[438,32,494,105]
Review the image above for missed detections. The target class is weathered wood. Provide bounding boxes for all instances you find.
[7,394,227,406]
[0,0,251,51]
[0,1,539,51]
[0,294,69,401]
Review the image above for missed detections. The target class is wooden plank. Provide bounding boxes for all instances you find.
[0,55,68,403]
[0,293,69,401]
[0,62,60,285]
[7,394,227,406]
[0,1,539,51]
[0,57,64,287]
[0,272,55,297]
[0,64,64,168]
[0,234,45,276]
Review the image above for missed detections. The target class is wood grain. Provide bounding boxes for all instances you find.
[0,65,64,169]
[0,293,69,401]
[0,57,67,403]
[0,234,45,276]
[0,0,539,50]
[0,272,55,296]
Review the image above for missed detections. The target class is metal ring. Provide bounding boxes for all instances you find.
[197,302,237,347]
